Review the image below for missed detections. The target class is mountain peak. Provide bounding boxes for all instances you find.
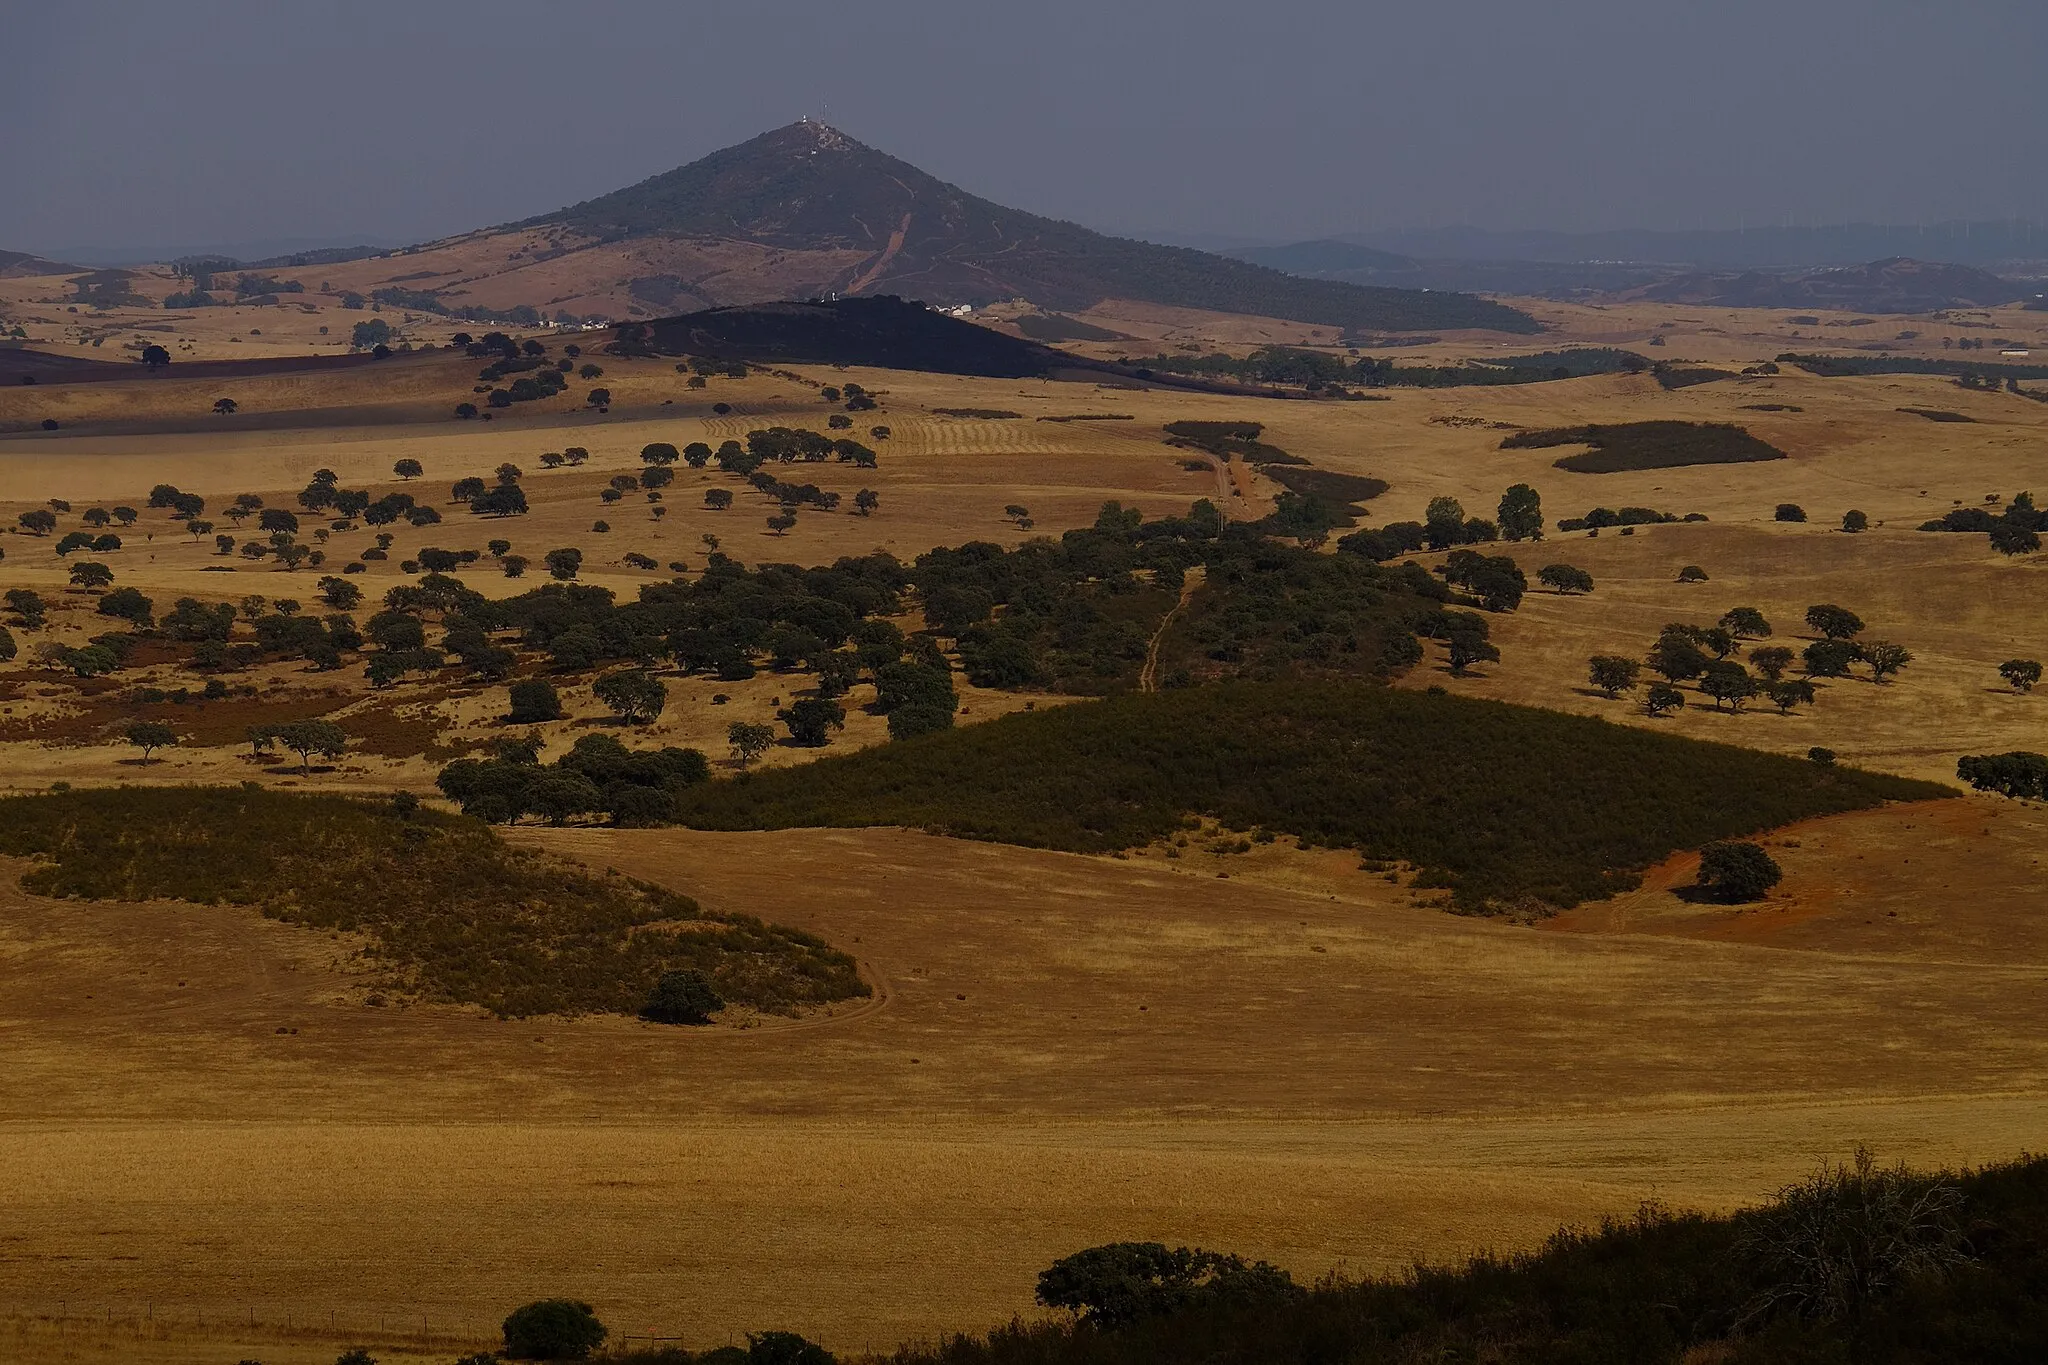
[512,125,1536,333]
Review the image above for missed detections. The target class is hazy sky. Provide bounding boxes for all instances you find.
[5,0,2044,258]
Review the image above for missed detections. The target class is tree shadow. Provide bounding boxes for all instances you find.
[1670,884,1760,906]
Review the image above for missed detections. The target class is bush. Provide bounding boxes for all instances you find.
[1695,840,1782,902]
[1035,1242,1299,1329]
[640,968,725,1025]
[502,1299,607,1360]
[508,679,564,723]
[1775,503,1807,523]
[1808,747,1837,766]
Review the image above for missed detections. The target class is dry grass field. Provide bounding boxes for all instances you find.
[3,812,2047,1358]
[2,296,2047,1359]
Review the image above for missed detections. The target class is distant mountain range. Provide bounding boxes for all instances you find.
[0,248,78,279]
[1225,234,2045,312]
[1340,221,2048,271]
[1636,257,2032,312]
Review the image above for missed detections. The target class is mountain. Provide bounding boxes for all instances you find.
[1634,257,2031,312]
[274,122,1536,334]
[0,248,79,278]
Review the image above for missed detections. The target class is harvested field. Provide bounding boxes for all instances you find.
[0,812,2045,1355]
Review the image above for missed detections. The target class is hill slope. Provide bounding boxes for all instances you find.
[674,682,1943,912]
[520,122,1534,333]
[264,122,1507,334]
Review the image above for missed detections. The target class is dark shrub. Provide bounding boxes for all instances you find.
[641,969,724,1025]
[746,1332,833,1365]
[502,1299,607,1360]
[508,679,564,723]
[1696,840,1782,902]
[1036,1242,1299,1330]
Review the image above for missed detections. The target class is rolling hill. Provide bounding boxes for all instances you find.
[264,122,1537,334]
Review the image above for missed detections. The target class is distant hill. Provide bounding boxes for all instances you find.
[259,122,1532,335]
[1347,221,2048,270]
[1636,257,2030,312]
[1223,239,1418,276]
[0,248,78,278]
[519,122,1535,333]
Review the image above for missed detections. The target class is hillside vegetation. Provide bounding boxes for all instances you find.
[0,787,865,1018]
[672,682,1944,912]
[1502,420,1788,473]
[872,1151,2048,1365]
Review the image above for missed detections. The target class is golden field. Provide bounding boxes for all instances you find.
[1,295,2047,1359]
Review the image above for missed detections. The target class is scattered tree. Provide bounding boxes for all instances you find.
[70,561,117,591]
[1720,607,1772,639]
[1774,503,1807,523]
[544,548,582,581]
[393,459,423,480]
[212,397,237,415]
[1698,660,1759,711]
[1767,679,1817,714]
[1695,840,1782,901]
[125,719,177,762]
[1860,640,1912,683]
[1801,640,1860,678]
[1676,564,1709,583]
[1749,645,1795,681]
[264,720,348,774]
[1644,682,1686,717]
[1586,655,1641,699]
[1537,563,1593,594]
[508,679,564,723]
[592,668,666,724]
[1841,509,1869,533]
[1956,751,2048,800]
[780,696,846,747]
[1496,483,1544,542]
[728,721,776,767]
[1998,658,2042,693]
[1805,604,1865,640]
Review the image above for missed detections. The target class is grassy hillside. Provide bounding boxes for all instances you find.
[673,682,1945,912]
[0,787,865,1018]
[525,122,1537,335]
